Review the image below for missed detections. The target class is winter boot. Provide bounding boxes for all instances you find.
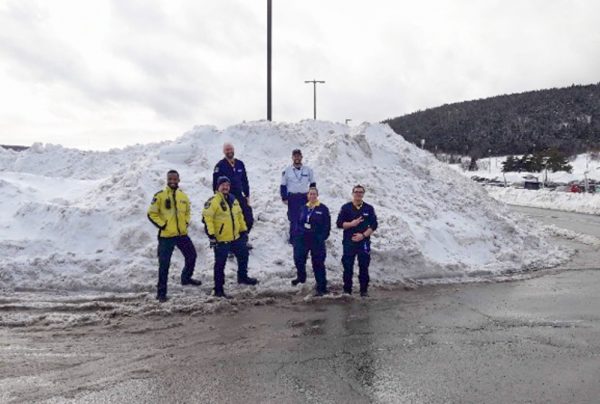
[181,278,202,286]
[238,276,259,286]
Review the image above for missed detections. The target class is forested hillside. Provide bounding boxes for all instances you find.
[384,83,600,157]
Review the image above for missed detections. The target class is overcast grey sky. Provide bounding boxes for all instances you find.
[1,0,599,149]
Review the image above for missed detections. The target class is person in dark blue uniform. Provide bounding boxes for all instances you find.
[292,187,330,296]
[336,185,378,297]
[212,143,253,246]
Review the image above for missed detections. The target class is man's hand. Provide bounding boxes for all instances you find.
[208,235,217,249]
[349,217,364,228]
[351,233,365,242]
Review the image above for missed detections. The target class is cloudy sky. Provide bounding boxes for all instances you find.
[1,0,599,149]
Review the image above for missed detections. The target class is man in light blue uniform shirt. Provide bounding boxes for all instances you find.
[280,149,316,243]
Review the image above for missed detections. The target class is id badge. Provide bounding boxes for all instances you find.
[304,223,312,229]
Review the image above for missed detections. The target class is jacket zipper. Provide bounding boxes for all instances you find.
[173,189,181,235]
[223,193,236,238]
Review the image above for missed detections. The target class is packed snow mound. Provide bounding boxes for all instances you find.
[0,121,568,294]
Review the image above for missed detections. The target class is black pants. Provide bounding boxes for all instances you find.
[233,191,253,233]
[157,235,197,298]
[287,193,308,242]
[293,233,327,292]
[341,239,371,293]
[213,237,249,292]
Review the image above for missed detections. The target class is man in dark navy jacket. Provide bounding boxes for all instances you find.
[212,143,254,239]
[336,185,378,297]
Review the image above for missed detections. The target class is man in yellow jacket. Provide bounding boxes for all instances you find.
[203,176,258,298]
[147,170,201,302]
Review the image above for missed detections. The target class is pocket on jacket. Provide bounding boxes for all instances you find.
[218,223,225,235]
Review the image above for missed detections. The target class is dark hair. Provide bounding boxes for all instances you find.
[167,170,179,177]
[308,186,319,195]
[352,184,365,193]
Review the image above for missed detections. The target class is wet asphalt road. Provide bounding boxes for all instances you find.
[1,206,600,404]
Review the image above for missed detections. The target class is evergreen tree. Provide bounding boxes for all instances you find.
[502,156,516,172]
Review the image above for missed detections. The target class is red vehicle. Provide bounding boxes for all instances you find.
[570,184,582,193]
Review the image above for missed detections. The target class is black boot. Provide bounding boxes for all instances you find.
[291,278,306,286]
[156,295,169,303]
[360,290,369,297]
[343,287,352,295]
[314,288,329,297]
[238,276,259,286]
[214,289,231,299]
[181,278,202,286]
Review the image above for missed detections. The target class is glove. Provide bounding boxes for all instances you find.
[208,235,217,249]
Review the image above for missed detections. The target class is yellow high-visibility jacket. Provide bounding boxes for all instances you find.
[202,192,247,242]
[147,186,191,238]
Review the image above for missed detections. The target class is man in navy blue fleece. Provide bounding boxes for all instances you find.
[213,143,253,244]
[336,185,378,297]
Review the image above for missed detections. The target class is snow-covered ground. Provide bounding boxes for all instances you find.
[486,187,600,215]
[0,121,569,297]
[449,154,600,215]
[451,154,600,184]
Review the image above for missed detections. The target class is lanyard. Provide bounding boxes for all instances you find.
[306,206,316,223]
[293,166,303,182]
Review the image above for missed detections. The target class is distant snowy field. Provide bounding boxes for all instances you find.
[0,121,569,297]
[485,187,600,215]
[450,154,600,184]
[451,155,600,215]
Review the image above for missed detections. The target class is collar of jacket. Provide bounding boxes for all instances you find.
[352,201,363,210]
[306,201,321,208]
[164,186,179,194]
[216,191,232,203]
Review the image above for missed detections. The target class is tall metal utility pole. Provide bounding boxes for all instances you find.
[267,0,272,121]
[304,79,325,120]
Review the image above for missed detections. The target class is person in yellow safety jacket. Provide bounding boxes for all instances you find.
[202,176,258,298]
[147,170,201,302]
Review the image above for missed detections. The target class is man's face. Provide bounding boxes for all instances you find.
[218,182,231,194]
[167,173,180,189]
[352,188,365,203]
[292,154,302,165]
[223,144,235,160]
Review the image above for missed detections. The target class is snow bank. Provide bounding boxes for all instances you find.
[452,153,600,184]
[0,121,568,295]
[486,186,600,215]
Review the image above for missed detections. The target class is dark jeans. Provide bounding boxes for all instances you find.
[233,191,253,233]
[157,235,197,298]
[213,237,249,291]
[287,193,308,242]
[293,234,327,292]
[341,239,371,293]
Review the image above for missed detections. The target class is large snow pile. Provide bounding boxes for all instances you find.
[0,121,568,295]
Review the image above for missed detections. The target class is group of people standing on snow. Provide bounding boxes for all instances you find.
[147,143,378,302]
